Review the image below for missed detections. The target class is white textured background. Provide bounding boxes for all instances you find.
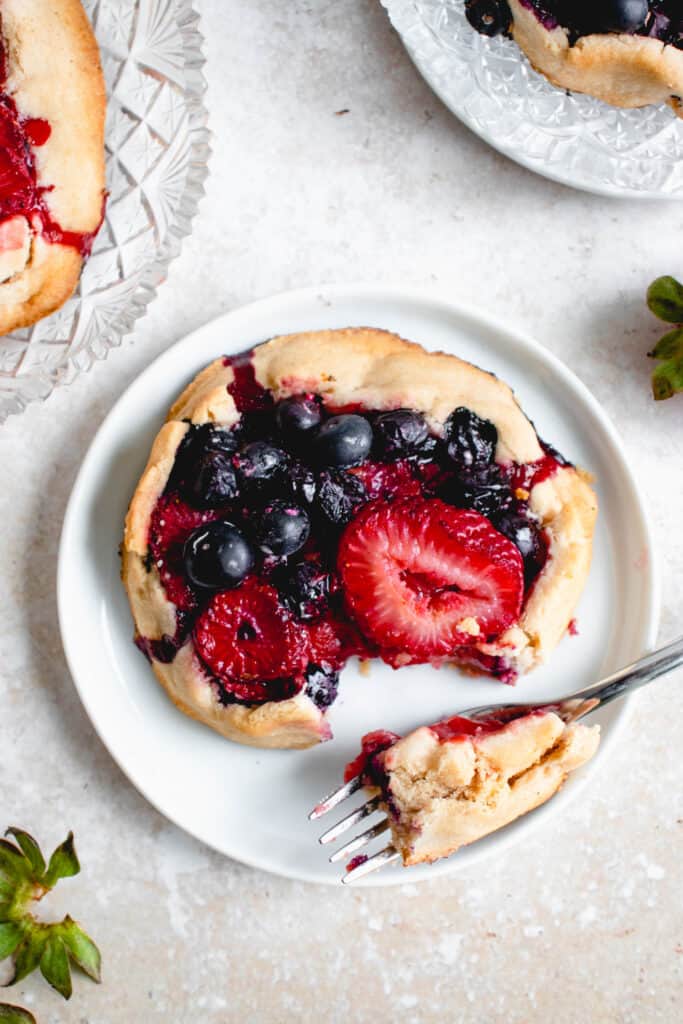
[1,1,682,1021]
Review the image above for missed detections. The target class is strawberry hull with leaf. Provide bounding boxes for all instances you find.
[647,276,683,401]
[0,829,100,1002]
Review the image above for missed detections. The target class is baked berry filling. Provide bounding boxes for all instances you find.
[465,0,683,50]
[0,23,100,261]
[136,349,564,710]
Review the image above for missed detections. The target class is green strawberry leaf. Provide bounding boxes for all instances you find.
[0,843,30,884]
[652,357,683,401]
[39,936,72,1000]
[0,1004,37,1024]
[4,832,45,879]
[648,326,683,361]
[0,925,23,962]
[43,834,79,890]
[6,929,48,986]
[647,276,683,324]
[60,918,101,983]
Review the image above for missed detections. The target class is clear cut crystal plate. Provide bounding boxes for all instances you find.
[382,0,683,200]
[0,0,210,423]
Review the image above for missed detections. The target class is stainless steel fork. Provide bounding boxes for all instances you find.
[309,635,683,883]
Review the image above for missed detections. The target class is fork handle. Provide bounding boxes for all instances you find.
[568,634,683,719]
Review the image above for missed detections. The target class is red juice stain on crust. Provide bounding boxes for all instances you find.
[429,714,502,742]
[224,351,274,413]
[0,26,101,258]
[568,618,579,636]
[508,454,561,494]
[344,730,400,783]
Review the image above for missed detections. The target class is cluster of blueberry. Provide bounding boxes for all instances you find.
[169,394,545,607]
[466,0,682,47]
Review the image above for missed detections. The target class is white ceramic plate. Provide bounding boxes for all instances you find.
[58,284,660,886]
[382,0,683,199]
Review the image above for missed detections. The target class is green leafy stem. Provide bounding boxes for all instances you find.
[0,829,101,1002]
[647,276,683,400]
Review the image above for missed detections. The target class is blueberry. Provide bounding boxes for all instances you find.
[494,510,546,584]
[275,395,322,437]
[313,414,373,468]
[287,461,317,505]
[577,0,648,33]
[253,501,310,558]
[273,560,331,620]
[304,663,340,710]
[183,521,255,590]
[233,441,288,488]
[374,409,430,458]
[445,466,513,518]
[445,407,497,470]
[168,423,240,492]
[185,451,239,508]
[465,0,511,36]
[317,470,368,526]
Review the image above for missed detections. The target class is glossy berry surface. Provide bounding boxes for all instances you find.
[317,469,368,525]
[494,509,546,583]
[304,663,340,709]
[185,451,239,508]
[338,498,524,666]
[275,394,322,436]
[445,407,498,470]
[183,521,255,590]
[313,414,373,467]
[233,441,288,488]
[578,0,649,33]
[465,0,511,36]
[445,465,513,517]
[374,409,430,457]
[273,560,331,620]
[252,501,310,558]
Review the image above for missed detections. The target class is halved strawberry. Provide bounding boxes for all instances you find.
[194,580,310,702]
[338,498,524,667]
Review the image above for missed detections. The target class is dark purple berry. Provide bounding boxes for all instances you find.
[577,0,648,33]
[275,394,322,436]
[304,663,340,709]
[185,451,239,508]
[253,501,310,558]
[317,470,368,526]
[288,461,317,505]
[233,441,288,488]
[445,407,497,470]
[374,409,430,458]
[465,0,511,36]
[184,521,255,590]
[494,510,546,584]
[313,414,373,468]
[273,561,331,620]
[445,466,512,518]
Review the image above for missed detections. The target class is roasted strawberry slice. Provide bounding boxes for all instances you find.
[338,498,524,666]
[194,581,310,701]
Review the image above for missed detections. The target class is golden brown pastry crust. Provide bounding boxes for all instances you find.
[122,328,597,749]
[379,712,600,865]
[0,0,107,334]
[509,0,683,116]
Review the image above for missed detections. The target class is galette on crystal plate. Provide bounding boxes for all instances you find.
[465,0,683,117]
[0,0,106,334]
[122,328,597,750]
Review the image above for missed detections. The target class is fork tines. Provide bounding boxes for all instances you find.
[309,779,400,883]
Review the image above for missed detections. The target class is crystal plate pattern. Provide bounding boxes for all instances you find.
[382,0,683,199]
[0,0,209,422]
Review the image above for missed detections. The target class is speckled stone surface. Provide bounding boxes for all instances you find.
[1,1,682,1021]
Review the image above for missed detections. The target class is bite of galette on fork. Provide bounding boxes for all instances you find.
[312,709,600,880]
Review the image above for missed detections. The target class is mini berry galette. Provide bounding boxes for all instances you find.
[0,0,106,334]
[465,0,683,117]
[122,328,597,749]
[344,710,600,865]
